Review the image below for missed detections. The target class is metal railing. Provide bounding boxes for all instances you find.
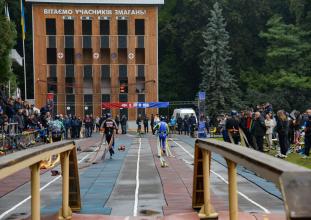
[0,140,80,220]
[0,124,43,155]
[193,138,311,220]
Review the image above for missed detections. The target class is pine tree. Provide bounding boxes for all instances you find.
[200,2,241,117]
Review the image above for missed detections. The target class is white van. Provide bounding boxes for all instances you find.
[172,108,198,123]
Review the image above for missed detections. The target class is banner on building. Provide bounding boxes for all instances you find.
[102,102,169,109]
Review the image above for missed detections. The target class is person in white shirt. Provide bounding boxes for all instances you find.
[265,113,275,150]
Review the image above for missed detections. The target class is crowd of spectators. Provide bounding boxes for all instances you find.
[219,103,311,159]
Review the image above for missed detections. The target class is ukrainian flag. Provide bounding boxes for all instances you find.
[20,0,26,40]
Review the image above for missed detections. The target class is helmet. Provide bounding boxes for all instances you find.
[106,113,112,118]
[231,110,237,116]
[160,116,165,121]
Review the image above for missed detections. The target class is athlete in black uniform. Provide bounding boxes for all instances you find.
[101,113,118,159]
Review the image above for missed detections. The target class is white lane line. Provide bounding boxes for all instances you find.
[169,139,271,214]
[0,152,91,219]
[133,138,142,216]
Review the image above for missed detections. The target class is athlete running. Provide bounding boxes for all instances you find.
[100,113,118,159]
[154,116,170,167]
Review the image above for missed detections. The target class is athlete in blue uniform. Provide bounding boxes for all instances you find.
[154,117,170,154]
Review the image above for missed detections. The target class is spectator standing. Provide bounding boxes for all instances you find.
[276,110,289,158]
[136,114,142,135]
[170,116,176,134]
[250,112,266,152]
[183,115,189,135]
[240,111,253,147]
[177,115,183,135]
[95,116,100,132]
[90,114,95,135]
[120,114,127,134]
[78,117,83,138]
[84,115,92,137]
[189,113,197,137]
[198,115,208,138]
[265,113,275,150]
[63,115,71,139]
[15,109,25,133]
[150,114,155,134]
[293,111,302,149]
[71,116,79,139]
[302,109,311,159]
[143,115,149,133]
[6,100,15,121]
[115,115,120,134]
[225,110,240,144]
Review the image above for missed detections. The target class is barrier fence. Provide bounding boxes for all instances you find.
[193,138,311,220]
[0,123,42,155]
[0,140,81,220]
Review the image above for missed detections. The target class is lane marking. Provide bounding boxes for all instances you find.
[133,138,142,216]
[169,138,271,214]
[0,152,92,219]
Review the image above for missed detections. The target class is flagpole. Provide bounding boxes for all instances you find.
[20,0,27,100]
[22,37,27,100]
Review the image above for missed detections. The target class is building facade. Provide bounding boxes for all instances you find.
[27,0,164,120]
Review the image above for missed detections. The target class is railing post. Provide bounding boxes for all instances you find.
[226,159,238,220]
[59,150,72,220]
[199,149,218,219]
[30,163,40,220]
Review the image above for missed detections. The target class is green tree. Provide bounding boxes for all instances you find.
[260,15,310,71]
[0,0,17,82]
[200,2,241,117]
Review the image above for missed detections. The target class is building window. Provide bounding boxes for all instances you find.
[102,94,111,115]
[118,19,128,35]
[47,36,56,48]
[84,94,93,115]
[100,36,109,48]
[66,65,74,78]
[83,65,93,94]
[135,19,145,35]
[65,77,74,94]
[47,77,57,93]
[47,48,57,64]
[64,19,74,35]
[119,94,128,118]
[119,65,127,78]
[46,18,56,35]
[84,65,92,80]
[65,48,75,64]
[137,65,145,78]
[53,95,57,116]
[65,65,74,94]
[137,94,145,117]
[65,36,74,48]
[100,19,110,35]
[66,94,75,116]
[118,36,127,48]
[82,20,92,35]
[102,94,110,102]
[49,65,57,78]
[101,65,110,79]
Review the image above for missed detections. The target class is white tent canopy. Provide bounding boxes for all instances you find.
[10,49,23,66]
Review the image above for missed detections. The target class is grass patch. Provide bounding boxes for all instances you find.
[211,137,311,169]
[266,149,311,170]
